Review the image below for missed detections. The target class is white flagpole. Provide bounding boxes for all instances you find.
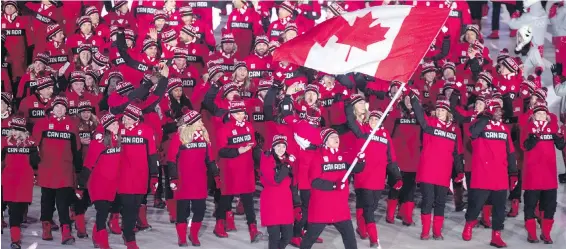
[340,83,407,189]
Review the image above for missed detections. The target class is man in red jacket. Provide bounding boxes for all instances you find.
[462,100,518,248]
[2,1,31,82]
[244,35,273,87]
[301,128,365,249]
[118,102,159,249]
[33,95,81,245]
[224,0,264,58]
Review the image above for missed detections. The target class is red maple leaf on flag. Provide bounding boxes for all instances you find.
[316,12,390,62]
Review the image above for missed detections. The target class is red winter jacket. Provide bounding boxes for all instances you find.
[25,2,63,49]
[522,119,563,190]
[167,131,218,200]
[469,117,518,190]
[224,6,264,58]
[308,147,360,223]
[2,14,31,80]
[411,96,463,187]
[282,114,322,190]
[1,137,38,203]
[353,124,401,190]
[19,95,52,126]
[179,41,210,76]
[33,115,81,189]
[66,33,106,55]
[260,153,294,227]
[244,53,274,86]
[81,128,121,201]
[216,119,257,195]
[131,0,162,27]
[118,123,159,194]
[170,64,202,98]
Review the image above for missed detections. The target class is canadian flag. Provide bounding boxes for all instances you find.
[273,6,451,83]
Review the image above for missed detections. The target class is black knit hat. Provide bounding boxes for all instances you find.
[124,103,143,121]
[51,95,69,109]
[532,101,548,114]
[100,112,117,129]
[9,116,27,131]
[181,108,202,125]
[320,128,338,145]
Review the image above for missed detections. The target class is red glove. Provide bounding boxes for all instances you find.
[393,180,403,190]
[454,173,465,183]
[511,11,521,19]
[75,189,84,200]
[509,176,519,190]
[170,179,179,191]
[214,176,222,188]
[294,207,302,221]
[150,177,159,194]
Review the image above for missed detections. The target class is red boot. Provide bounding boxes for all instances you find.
[125,241,140,249]
[176,223,188,246]
[432,216,444,240]
[10,226,22,248]
[75,214,88,238]
[42,221,53,241]
[213,220,228,238]
[487,30,500,39]
[509,29,517,37]
[540,219,554,244]
[366,223,379,248]
[248,223,262,243]
[402,202,415,226]
[225,211,236,232]
[61,224,76,245]
[108,213,122,234]
[167,200,177,223]
[525,219,539,243]
[97,228,111,249]
[189,221,202,246]
[355,208,368,239]
[290,237,302,248]
[462,220,478,241]
[385,199,398,224]
[137,205,152,231]
[396,203,404,220]
[235,199,245,215]
[481,205,492,228]
[420,214,431,240]
[490,230,507,248]
[507,200,519,217]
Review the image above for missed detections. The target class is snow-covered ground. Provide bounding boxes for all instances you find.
[3,3,566,249]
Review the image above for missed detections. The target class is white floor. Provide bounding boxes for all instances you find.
[3,3,566,249]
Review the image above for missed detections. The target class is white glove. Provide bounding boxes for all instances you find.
[294,133,311,150]
[170,182,177,191]
[357,152,365,160]
[289,155,296,162]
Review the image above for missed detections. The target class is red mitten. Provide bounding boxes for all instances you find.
[454,173,465,183]
[509,176,519,190]
[294,207,302,221]
[150,177,159,194]
[214,176,222,188]
[511,11,521,19]
[393,180,403,190]
[170,179,179,191]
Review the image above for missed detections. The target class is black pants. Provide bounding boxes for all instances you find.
[420,183,448,216]
[267,224,293,249]
[110,195,121,214]
[119,194,144,242]
[93,200,111,231]
[217,193,256,224]
[356,189,382,223]
[293,190,311,237]
[465,189,507,230]
[300,221,357,249]
[523,189,557,220]
[399,172,417,203]
[467,1,486,20]
[386,175,399,200]
[73,189,91,215]
[155,165,174,200]
[491,1,522,30]
[176,199,206,223]
[40,187,74,225]
[508,171,522,200]
[7,202,28,227]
